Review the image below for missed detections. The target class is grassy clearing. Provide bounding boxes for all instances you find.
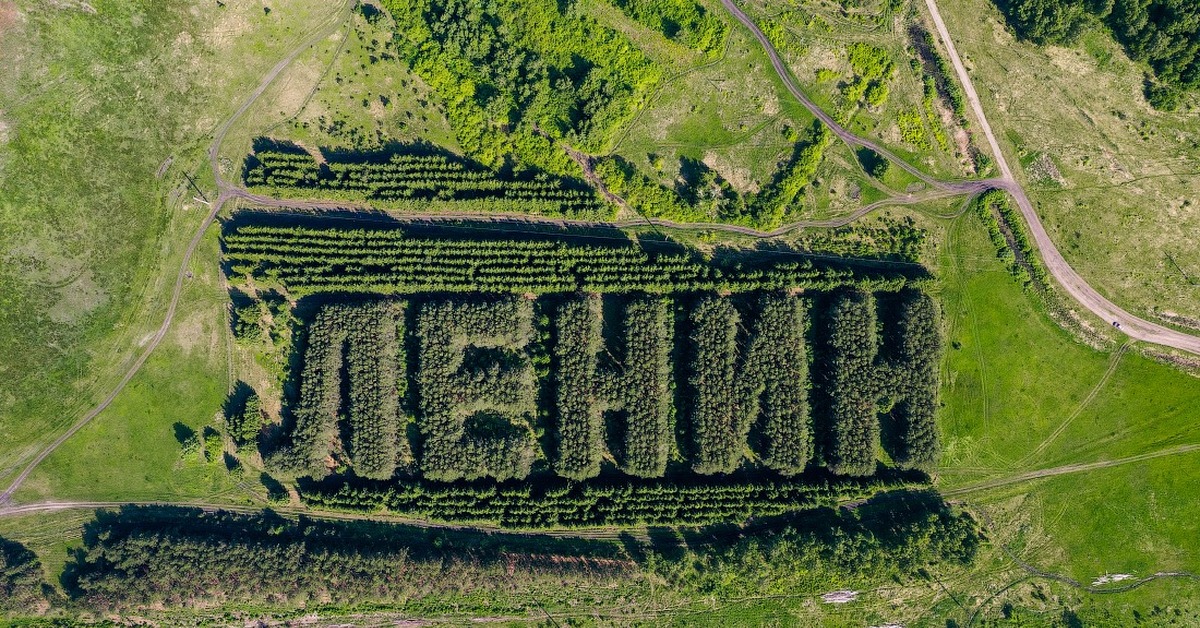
[929,0,1200,322]
[610,23,811,200]
[0,0,342,484]
[936,213,1200,488]
[13,228,246,503]
[266,4,460,154]
[932,204,1200,618]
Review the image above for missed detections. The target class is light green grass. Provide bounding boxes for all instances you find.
[13,229,244,503]
[0,0,342,485]
[936,213,1200,488]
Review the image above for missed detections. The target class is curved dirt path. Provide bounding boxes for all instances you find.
[722,0,1200,356]
[918,0,1200,355]
[0,1,356,506]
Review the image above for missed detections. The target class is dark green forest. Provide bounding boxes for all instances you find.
[46,491,977,613]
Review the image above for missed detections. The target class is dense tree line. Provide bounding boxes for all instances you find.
[997,0,1199,108]
[224,224,917,297]
[551,294,606,480]
[344,300,409,478]
[416,297,538,482]
[64,507,632,612]
[682,293,814,476]
[59,493,979,614]
[741,293,812,475]
[601,296,674,477]
[245,148,607,218]
[268,301,409,480]
[302,474,909,527]
[381,0,661,171]
[662,490,980,598]
[819,289,882,476]
[881,290,942,470]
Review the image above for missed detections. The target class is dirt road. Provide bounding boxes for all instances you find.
[721,0,1200,356]
[920,0,1200,355]
[942,443,1200,497]
[229,180,990,238]
[0,0,356,506]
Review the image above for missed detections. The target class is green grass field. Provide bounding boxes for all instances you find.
[0,0,344,487]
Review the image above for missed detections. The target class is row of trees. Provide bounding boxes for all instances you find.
[223,224,915,297]
[302,474,906,528]
[882,290,942,470]
[602,296,674,477]
[60,494,979,612]
[271,288,942,483]
[245,148,605,217]
[551,295,606,480]
[820,289,883,476]
[686,296,746,474]
[416,297,539,482]
[998,0,1199,108]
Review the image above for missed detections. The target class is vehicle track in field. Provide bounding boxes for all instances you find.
[1016,343,1130,467]
[0,0,357,506]
[722,0,1200,356]
[942,442,1200,498]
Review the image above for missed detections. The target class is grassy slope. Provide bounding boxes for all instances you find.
[0,0,340,485]
[935,211,1200,622]
[6,0,361,503]
[930,0,1200,323]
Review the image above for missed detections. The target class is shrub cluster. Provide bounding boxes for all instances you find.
[608,0,728,55]
[751,121,835,227]
[416,297,538,482]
